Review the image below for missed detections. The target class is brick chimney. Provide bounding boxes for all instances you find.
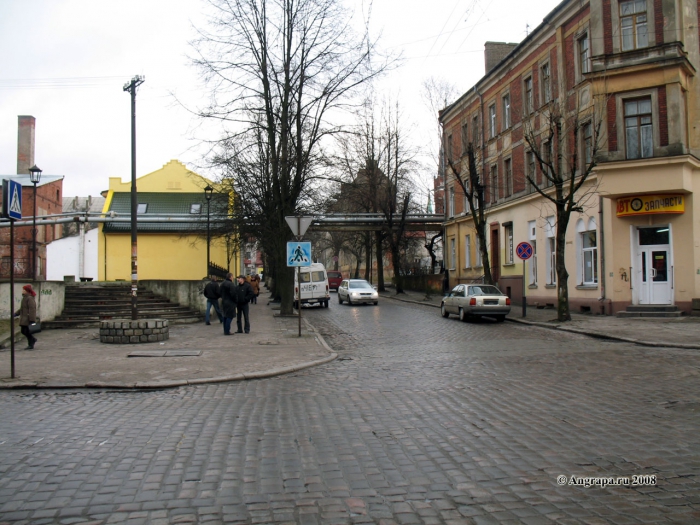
[484,42,518,74]
[17,115,36,175]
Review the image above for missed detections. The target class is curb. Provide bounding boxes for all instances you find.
[381,293,700,351]
[0,315,338,390]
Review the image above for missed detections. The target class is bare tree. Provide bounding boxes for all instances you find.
[192,0,389,314]
[523,99,604,321]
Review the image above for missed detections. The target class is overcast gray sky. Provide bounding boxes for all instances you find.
[0,0,560,199]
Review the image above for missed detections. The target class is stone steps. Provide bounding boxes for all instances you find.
[616,305,683,318]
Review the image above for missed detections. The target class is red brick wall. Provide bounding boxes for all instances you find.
[654,0,664,45]
[602,0,613,54]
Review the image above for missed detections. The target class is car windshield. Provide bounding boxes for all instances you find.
[349,281,373,289]
[468,286,502,296]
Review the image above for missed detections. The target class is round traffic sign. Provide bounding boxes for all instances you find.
[516,241,533,260]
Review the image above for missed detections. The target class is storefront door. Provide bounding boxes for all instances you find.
[636,227,672,305]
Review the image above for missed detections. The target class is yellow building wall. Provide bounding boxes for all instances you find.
[98,160,239,281]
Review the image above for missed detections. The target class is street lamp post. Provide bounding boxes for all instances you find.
[204,185,213,278]
[28,165,42,280]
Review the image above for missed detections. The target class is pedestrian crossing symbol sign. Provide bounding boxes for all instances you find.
[2,179,22,220]
[287,242,312,267]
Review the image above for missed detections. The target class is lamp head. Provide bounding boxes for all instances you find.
[28,165,42,184]
[204,185,214,200]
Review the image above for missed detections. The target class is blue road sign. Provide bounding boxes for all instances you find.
[287,242,312,267]
[2,179,22,220]
[516,241,533,260]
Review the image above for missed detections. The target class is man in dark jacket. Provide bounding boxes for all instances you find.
[203,277,223,325]
[234,274,255,333]
[220,273,237,335]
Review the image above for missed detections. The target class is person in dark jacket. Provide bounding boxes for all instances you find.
[219,273,237,335]
[235,275,255,333]
[203,277,223,325]
[15,284,37,349]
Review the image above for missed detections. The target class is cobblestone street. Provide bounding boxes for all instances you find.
[1,298,699,524]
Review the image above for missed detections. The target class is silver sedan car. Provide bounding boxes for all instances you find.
[337,279,379,305]
[441,284,511,322]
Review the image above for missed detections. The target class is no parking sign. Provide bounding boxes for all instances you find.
[516,241,533,260]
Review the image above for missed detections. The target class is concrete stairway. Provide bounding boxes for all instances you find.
[44,283,203,329]
[616,305,682,318]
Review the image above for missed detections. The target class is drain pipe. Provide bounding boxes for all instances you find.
[598,195,608,315]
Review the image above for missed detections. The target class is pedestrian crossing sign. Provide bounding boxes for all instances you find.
[287,242,312,267]
[2,179,22,220]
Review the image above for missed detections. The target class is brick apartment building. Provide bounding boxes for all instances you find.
[0,116,64,280]
[439,0,700,314]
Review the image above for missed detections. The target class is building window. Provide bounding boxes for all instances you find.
[475,235,482,267]
[543,140,553,187]
[190,203,202,214]
[472,115,479,146]
[450,238,456,270]
[582,121,593,167]
[489,104,496,139]
[579,33,590,74]
[490,164,498,203]
[582,230,598,285]
[541,63,551,103]
[620,0,648,51]
[504,158,512,197]
[137,203,148,214]
[465,234,472,268]
[446,133,453,161]
[449,186,455,217]
[625,98,652,159]
[502,94,511,129]
[461,123,468,154]
[524,77,533,114]
[528,220,537,285]
[505,224,514,264]
[546,216,556,285]
[526,150,536,193]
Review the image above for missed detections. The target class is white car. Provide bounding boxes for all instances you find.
[337,279,379,305]
[441,284,511,322]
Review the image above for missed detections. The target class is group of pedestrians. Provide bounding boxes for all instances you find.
[203,273,260,335]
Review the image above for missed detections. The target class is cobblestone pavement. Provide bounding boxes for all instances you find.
[1,297,699,524]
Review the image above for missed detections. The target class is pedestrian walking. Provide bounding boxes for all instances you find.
[203,277,224,325]
[220,273,237,336]
[234,275,255,333]
[15,284,38,350]
[250,273,260,304]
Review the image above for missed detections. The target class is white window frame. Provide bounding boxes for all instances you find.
[579,32,590,75]
[545,216,556,285]
[504,158,512,197]
[505,224,514,264]
[577,217,598,285]
[541,63,551,104]
[620,0,648,52]
[450,238,456,270]
[465,234,472,268]
[502,94,511,130]
[489,104,496,139]
[475,235,482,267]
[524,76,533,114]
[449,186,455,217]
[624,97,653,160]
[526,150,536,193]
[528,220,537,285]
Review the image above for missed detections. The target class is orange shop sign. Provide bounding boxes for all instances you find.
[616,194,685,217]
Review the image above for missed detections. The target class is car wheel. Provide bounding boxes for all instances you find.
[338,295,343,304]
[441,303,449,318]
[459,307,467,322]
[347,296,353,305]
[495,315,506,323]
[373,301,378,305]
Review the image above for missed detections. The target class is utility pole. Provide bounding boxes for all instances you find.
[123,75,144,320]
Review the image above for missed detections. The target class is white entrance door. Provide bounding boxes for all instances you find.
[636,227,672,305]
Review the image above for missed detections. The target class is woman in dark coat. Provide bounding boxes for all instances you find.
[16,284,37,349]
[219,273,237,335]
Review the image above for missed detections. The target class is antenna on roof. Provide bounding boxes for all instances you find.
[525,24,530,36]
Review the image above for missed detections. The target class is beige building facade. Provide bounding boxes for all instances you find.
[439,0,700,314]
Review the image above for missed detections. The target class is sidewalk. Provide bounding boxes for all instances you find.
[0,295,336,389]
[381,288,700,350]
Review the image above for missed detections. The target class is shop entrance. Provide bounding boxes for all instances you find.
[635,226,672,305]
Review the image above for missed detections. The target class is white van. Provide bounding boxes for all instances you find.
[293,262,330,308]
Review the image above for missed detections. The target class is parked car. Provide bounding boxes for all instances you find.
[327,270,343,291]
[337,279,379,305]
[441,284,510,322]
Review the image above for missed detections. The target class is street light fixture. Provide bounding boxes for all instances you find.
[204,185,214,278]
[28,165,42,280]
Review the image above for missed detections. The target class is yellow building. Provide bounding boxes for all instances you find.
[98,160,238,281]
[439,0,700,315]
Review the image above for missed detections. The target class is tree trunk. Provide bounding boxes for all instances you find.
[555,213,571,321]
[364,232,372,281]
[375,230,385,291]
[391,244,404,294]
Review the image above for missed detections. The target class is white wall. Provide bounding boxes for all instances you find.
[46,228,98,281]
